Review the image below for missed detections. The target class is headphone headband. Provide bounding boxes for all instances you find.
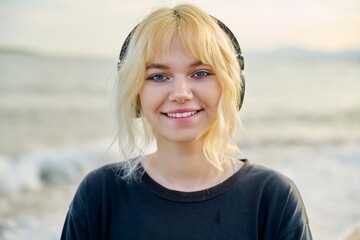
[213,18,244,71]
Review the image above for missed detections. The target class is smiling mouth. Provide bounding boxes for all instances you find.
[163,110,201,118]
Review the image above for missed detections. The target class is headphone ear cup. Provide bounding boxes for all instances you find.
[214,18,245,111]
[239,73,246,111]
[117,26,139,71]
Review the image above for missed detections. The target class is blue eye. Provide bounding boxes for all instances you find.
[147,74,169,82]
[192,70,212,79]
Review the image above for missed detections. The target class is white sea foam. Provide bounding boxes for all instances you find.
[0,154,42,195]
[0,136,156,197]
[0,140,117,196]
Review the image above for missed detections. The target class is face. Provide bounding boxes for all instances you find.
[139,39,221,145]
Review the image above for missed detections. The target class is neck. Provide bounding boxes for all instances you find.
[155,138,210,172]
[143,139,231,191]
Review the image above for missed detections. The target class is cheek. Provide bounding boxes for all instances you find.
[206,82,222,107]
[138,85,163,116]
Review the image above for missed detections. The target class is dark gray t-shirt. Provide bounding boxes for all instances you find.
[61,159,312,240]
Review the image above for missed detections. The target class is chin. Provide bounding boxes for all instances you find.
[156,132,206,145]
[168,135,199,143]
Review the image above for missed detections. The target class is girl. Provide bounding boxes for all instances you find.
[61,4,312,239]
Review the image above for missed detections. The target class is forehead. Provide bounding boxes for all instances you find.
[148,38,192,61]
[145,34,207,65]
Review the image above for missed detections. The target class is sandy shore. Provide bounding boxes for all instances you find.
[345,228,360,240]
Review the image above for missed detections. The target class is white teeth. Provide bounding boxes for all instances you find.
[166,111,197,118]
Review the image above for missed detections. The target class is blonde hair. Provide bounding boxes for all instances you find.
[115,4,243,181]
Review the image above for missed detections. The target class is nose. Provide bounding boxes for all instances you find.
[168,76,193,104]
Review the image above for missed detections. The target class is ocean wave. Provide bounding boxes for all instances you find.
[0,141,118,196]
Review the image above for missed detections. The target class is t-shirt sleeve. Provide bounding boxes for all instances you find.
[61,177,90,240]
[277,180,313,240]
[260,171,313,240]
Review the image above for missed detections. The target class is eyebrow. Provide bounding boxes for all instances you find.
[146,61,207,70]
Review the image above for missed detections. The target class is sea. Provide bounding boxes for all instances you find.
[0,51,359,240]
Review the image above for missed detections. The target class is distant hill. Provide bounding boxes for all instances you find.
[0,46,112,61]
[0,46,41,56]
[248,47,360,60]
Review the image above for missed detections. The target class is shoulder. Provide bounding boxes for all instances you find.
[244,162,312,239]
[244,163,305,212]
[71,163,121,205]
[243,162,298,195]
[233,160,306,213]
[80,162,119,186]
[69,158,143,200]
[62,161,141,239]
[79,160,137,190]
[68,161,139,216]
[76,157,144,196]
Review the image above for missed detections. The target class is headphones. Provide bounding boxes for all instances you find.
[117,17,245,112]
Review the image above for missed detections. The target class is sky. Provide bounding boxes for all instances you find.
[0,0,359,58]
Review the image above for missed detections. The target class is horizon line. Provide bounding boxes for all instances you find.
[1,44,359,60]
